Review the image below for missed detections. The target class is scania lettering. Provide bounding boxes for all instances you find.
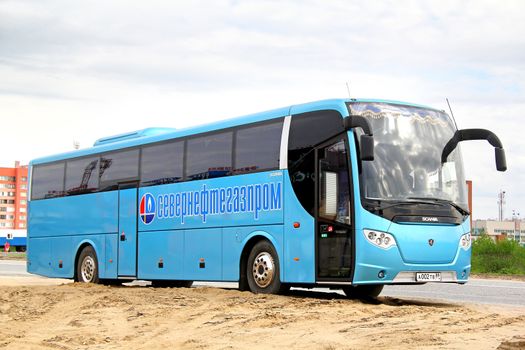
[27,99,506,297]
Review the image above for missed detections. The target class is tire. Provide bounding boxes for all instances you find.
[75,246,99,283]
[150,280,193,288]
[246,240,284,294]
[342,284,384,299]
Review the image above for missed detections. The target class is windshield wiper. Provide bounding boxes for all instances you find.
[407,197,470,216]
[371,199,444,212]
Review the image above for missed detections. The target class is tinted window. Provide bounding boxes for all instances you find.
[31,162,65,200]
[99,149,139,189]
[288,110,344,153]
[141,141,184,186]
[234,120,283,174]
[186,131,232,180]
[318,139,351,225]
[288,110,343,214]
[65,157,99,195]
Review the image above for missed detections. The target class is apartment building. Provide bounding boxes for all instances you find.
[0,161,28,230]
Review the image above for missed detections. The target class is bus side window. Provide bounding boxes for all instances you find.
[318,140,351,225]
[141,141,184,186]
[31,162,65,200]
[186,131,233,180]
[99,149,139,191]
[65,157,99,195]
[234,120,283,174]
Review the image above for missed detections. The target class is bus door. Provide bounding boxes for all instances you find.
[118,182,138,277]
[316,137,353,281]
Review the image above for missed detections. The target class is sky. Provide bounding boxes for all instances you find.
[1,0,524,220]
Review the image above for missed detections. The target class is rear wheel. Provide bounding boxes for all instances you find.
[247,240,284,294]
[150,280,193,288]
[342,284,383,299]
[75,246,99,283]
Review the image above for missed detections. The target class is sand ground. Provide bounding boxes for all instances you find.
[0,276,525,349]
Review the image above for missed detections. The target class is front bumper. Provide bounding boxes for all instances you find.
[353,237,471,285]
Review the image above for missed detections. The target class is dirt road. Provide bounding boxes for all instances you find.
[1,277,525,349]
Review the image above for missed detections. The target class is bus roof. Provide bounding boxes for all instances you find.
[30,98,441,165]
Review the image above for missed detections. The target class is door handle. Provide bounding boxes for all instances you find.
[120,231,126,241]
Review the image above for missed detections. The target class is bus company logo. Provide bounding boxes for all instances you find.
[140,193,156,225]
[156,182,282,224]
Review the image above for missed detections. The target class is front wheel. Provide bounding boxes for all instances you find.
[246,240,284,294]
[75,246,99,283]
[342,284,384,299]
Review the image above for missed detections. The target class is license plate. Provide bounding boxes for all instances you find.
[416,272,442,282]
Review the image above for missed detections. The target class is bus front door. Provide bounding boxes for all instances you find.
[118,183,138,277]
[316,137,353,281]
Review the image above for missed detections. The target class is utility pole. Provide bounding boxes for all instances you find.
[512,210,521,244]
[498,190,506,221]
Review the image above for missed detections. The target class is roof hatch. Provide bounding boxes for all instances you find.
[93,127,176,147]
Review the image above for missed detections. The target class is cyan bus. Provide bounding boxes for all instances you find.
[27,99,506,297]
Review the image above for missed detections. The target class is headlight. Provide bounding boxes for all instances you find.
[364,229,396,249]
[460,232,471,250]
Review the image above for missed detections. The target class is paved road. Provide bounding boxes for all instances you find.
[384,279,525,306]
[2,260,524,307]
[0,260,29,277]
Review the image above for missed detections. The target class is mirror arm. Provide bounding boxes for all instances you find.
[441,132,461,164]
[441,128,504,163]
[345,115,375,161]
[441,128,507,172]
[456,129,503,148]
[345,115,373,136]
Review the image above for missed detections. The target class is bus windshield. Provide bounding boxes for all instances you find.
[348,102,468,212]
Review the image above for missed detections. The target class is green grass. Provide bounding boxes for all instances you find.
[0,246,27,260]
[471,235,525,275]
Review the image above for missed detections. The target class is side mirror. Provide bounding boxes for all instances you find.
[495,147,507,172]
[441,128,507,172]
[360,134,374,161]
[345,115,374,161]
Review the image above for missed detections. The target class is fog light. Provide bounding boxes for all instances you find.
[461,270,466,278]
[378,270,386,279]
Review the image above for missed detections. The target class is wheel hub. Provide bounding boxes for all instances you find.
[252,252,275,288]
[81,256,95,282]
